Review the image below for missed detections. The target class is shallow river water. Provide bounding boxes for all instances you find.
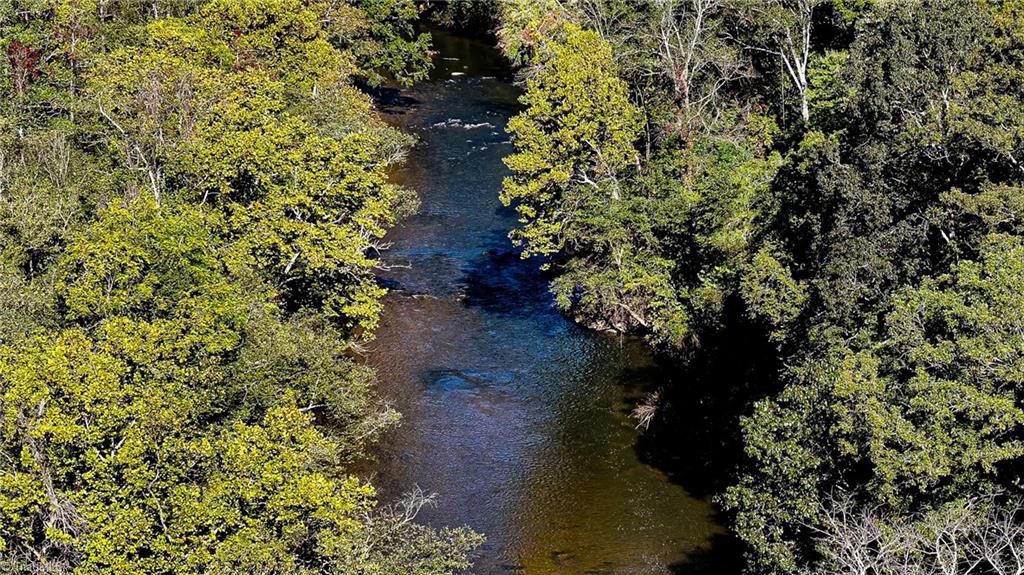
[365,30,728,575]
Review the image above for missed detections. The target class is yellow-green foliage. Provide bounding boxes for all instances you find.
[179,84,399,332]
[499,14,786,348]
[0,1,481,573]
[84,0,407,335]
[1,201,376,573]
[494,0,569,64]
[501,23,640,258]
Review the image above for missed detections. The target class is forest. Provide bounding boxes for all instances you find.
[490,0,1024,573]
[2,0,1024,574]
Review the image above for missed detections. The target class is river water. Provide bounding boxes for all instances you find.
[365,30,727,575]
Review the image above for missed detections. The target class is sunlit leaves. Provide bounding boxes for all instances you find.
[501,23,641,258]
[0,1,480,572]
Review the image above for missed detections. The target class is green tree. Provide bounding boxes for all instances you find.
[759,0,1020,337]
[0,1,481,573]
[493,4,1024,575]
[2,198,480,574]
[727,234,1024,573]
[501,23,641,258]
[496,4,793,348]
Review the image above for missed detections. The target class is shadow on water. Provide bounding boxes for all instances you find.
[368,85,420,115]
[459,230,557,318]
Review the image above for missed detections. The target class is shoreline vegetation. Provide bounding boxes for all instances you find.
[0,1,482,573]
[487,1,1024,574]
[5,1,1024,574]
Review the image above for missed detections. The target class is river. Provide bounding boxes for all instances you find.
[364,29,728,575]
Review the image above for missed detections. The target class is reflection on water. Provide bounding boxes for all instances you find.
[364,30,729,575]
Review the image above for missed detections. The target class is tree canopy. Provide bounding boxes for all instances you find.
[0,1,481,573]
[495,0,1024,573]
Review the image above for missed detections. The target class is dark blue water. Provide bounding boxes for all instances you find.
[365,30,724,575]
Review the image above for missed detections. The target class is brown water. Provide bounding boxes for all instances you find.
[364,30,728,575]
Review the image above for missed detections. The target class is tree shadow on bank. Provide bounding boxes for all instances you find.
[631,304,782,572]
[633,311,778,575]
[634,304,781,500]
[668,532,745,575]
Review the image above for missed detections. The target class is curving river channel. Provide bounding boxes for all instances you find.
[365,30,729,575]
